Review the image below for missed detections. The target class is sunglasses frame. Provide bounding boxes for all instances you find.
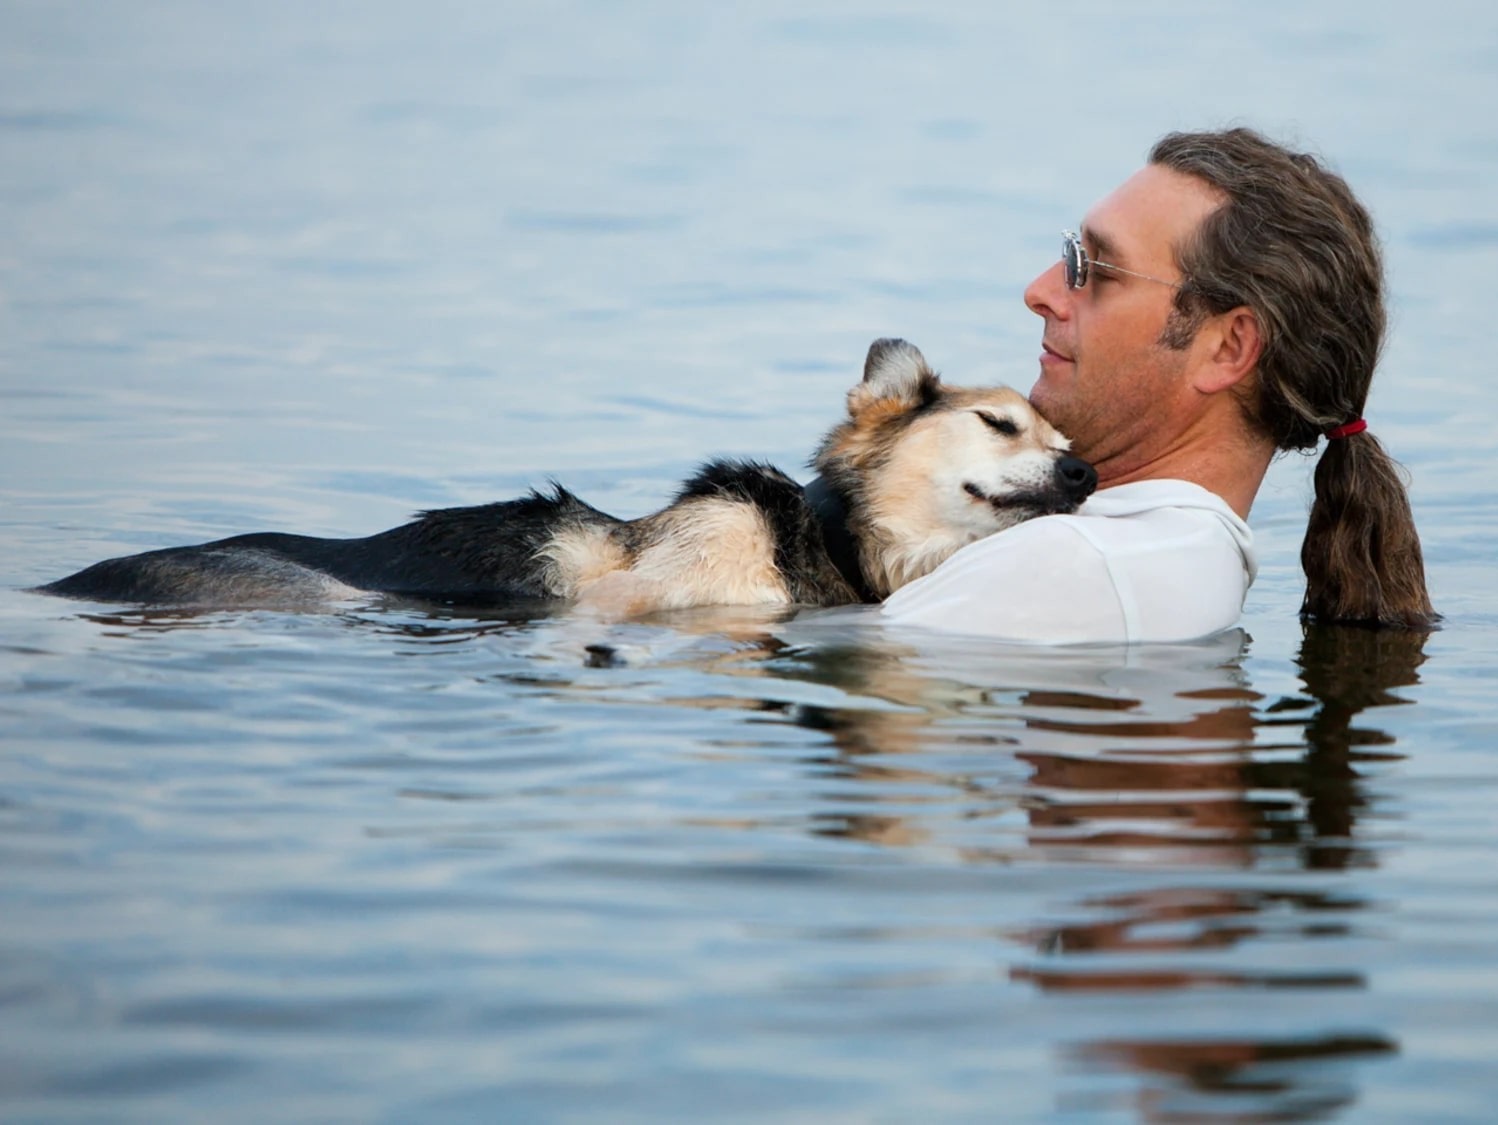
[1062,229,1184,291]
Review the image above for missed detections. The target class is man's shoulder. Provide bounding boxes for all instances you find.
[880,478,1256,643]
[1077,478,1243,519]
[984,478,1244,549]
[923,476,1256,595]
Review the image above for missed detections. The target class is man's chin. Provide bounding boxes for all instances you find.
[1027,381,1091,452]
[1027,373,1065,421]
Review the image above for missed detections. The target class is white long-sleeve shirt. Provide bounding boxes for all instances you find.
[879,479,1257,644]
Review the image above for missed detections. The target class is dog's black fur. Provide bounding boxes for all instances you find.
[36,460,861,608]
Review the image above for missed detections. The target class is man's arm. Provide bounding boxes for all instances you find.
[880,518,1128,643]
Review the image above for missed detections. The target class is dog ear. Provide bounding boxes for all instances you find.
[849,338,941,415]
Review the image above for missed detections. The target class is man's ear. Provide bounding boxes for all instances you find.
[1193,307,1262,395]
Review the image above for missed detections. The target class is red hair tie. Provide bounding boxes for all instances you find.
[1324,418,1367,441]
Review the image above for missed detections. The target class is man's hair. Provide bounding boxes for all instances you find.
[1150,127,1437,629]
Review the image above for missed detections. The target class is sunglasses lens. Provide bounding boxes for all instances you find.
[1062,232,1084,289]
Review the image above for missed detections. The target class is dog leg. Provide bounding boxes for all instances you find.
[572,570,674,618]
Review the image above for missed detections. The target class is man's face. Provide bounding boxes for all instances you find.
[1025,164,1225,475]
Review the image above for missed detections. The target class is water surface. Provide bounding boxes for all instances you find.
[4,3,1498,1120]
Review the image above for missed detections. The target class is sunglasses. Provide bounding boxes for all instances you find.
[1062,229,1184,291]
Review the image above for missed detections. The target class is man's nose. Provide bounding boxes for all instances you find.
[1024,259,1070,320]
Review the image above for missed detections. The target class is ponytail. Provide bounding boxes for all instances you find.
[1300,431,1438,628]
[1150,128,1438,629]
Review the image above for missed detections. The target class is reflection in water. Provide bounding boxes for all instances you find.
[760,619,1429,1121]
[1070,1033,1399,1122]
[70,596,566,639]
[87,600,1426,1119]
[1272,624,1429,871]
[27,586,1436,1119]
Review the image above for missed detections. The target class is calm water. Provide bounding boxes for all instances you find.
[4,3,1498,1121]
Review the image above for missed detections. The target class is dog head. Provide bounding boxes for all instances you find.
[812,338,1097,596]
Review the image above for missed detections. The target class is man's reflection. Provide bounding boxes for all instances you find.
[766,618,1428,1120]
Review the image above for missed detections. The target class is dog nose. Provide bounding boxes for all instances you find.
[1057,455,1097,500]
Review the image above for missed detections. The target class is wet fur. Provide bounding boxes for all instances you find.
[36,340,1096,612]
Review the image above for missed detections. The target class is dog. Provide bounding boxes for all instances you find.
[35,339,1097,613]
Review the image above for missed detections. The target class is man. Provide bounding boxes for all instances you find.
[881,128,1436,643]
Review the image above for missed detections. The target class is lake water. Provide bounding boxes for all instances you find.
[4,2,1498,1121]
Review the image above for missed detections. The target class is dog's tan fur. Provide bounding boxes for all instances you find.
[571,499,789,616]
[815,343,1084,600]
[534,339,1088,615]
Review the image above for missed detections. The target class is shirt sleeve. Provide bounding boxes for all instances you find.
[878,517,1130,644]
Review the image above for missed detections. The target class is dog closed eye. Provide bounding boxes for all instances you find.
[977,412,1021,437]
